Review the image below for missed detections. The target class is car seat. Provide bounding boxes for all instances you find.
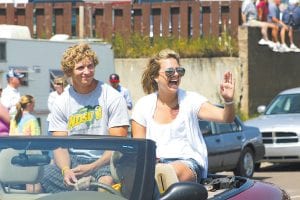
[155,163,179,193]
[0,148,44,193]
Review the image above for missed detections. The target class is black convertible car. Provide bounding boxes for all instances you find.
[0,136,290,200]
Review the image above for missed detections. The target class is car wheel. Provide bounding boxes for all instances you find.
[233,147,254,178]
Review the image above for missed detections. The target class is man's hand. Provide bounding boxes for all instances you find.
[72,163,95,177]
[63,168,78,187]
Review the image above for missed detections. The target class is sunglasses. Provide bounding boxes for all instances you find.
[164,67,185,77]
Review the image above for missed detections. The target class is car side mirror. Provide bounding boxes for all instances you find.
[160,182,207,200]
[257,105,266,114]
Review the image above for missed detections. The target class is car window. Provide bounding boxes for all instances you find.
[266,94,300,114]
[198,120,213,135]
[199,119,241,135]
[215,120,240,134]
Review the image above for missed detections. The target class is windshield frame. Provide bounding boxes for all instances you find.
[0,136,157,200]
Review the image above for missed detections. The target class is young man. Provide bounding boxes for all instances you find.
[109,73,133,110]
[0,69,24,116]
[40,43,130,193]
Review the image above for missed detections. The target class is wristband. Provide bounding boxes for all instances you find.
[224,100,234,105]
[61,166,70,176]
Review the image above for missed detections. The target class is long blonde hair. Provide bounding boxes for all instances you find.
[14,95,34,124]
[142,49,180,94]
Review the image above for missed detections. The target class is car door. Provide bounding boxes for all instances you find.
[214,119,244,170]
[200,120,224,172]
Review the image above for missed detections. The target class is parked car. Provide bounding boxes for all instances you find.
[0,136,289,200]
[199,116,265,178]
[245,87,300,168]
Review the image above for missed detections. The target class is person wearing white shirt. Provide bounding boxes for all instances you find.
[47,76,66,135]
[1,69,24,116]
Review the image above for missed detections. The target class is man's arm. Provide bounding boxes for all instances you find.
[71,126,128,178]
[90,126,128,167]
[52,131,78,186]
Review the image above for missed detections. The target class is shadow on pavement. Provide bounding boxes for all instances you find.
[258,162,300,172]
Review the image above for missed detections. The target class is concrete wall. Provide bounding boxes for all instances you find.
[114,57,243,113]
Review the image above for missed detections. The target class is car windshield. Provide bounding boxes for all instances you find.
[0,136,156,200]
[265,93,300,115]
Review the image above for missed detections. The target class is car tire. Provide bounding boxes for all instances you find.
[233,147,254,178]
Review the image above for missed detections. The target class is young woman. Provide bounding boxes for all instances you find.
[9,94,41,136]
[131,49,235,183]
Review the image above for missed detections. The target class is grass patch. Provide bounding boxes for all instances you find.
[110,32,239,58]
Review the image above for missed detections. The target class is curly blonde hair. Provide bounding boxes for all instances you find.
[61,43,99,77]
[142,49,180,94]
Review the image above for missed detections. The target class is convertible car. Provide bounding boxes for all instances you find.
[0,136,290,200]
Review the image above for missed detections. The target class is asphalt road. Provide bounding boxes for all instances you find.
[218,162,300,199]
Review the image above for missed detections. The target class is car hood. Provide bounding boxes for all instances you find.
[245,114,300,130]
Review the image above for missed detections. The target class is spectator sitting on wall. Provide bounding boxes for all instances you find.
[255,0,281,51]
[282,0,300,32]
[242,0,279,50]
[268,0,300,52]
[109,73,133,110]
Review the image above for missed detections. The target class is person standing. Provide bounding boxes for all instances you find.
[109,73,133,110]
[131,49,235,183]
[1,69,24,116]
[47,76,67,135]
[9,95,41,136]
[40,43,130,193]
